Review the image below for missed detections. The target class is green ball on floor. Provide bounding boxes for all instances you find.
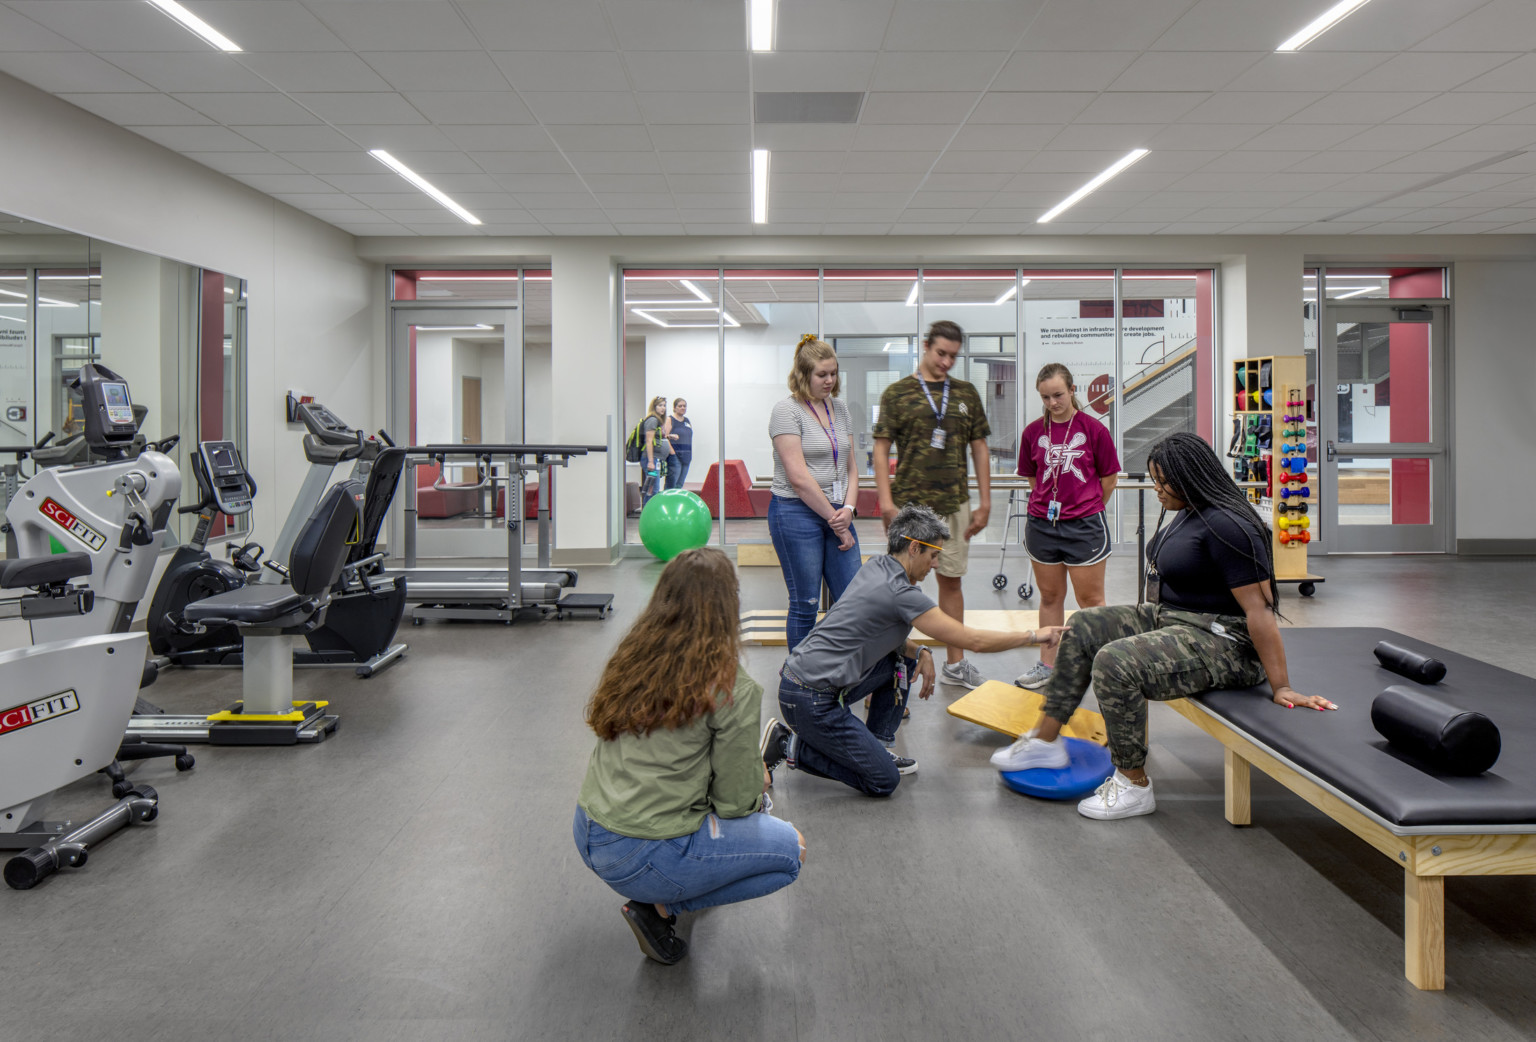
[639,489,713,560]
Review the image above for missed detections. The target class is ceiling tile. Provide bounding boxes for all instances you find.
[1391,92,1536,124]
[1155,0,1331,51]
[565,151,662,174]
[869,51,1008,92]
[821,223,894,234]
[603,0,744,50]
[584,174,670,194]
[292,92,427,125]
[1374,151,1512,174]
[0,51,151,92]
[276,151,381,174]
[1343,52,1521,93]
[919,172,1013,192]
[1426,126,1536,151]
[1452,53,1536,92]
[380,151,483,174]
[174,92,323,125]
[185,150,305,175]
[315,173,413,193]
[58,92,214,125]
[667,173,744,193]
[511,192,598,208]
[471,151,575,173]
[543,125,654,150]
[304,1,481,50]
[836,173,923,193]
[98,52,271,92]
[491,51,629,93]
[185,2,349,51]
[932,150,1035,172]
[343,124,459,151]
[1222,52,1392,92]
[1339,125,1467,149]
[991,52,1133,93]
[7,0,204,51]
[752,124,858,150]
[454,0,614,50]
[228,172,337,194]
[1410,0,1536,52]
[777,0,896,49]
[1077,91,1208,123]
[272,191,375,208]
[1287,92,1438,124]
[1240,123,1374,150]
[969,92,1096,124]
[1110,52,1263,92]
[1181,91,1325,124]
[637,91,748,124]
[0,6,79,50]
[949,124,1063,150]
[1025,150,1126,172]
[521,92,643,125]
[883,1,1046,50]
[1279,150,1402,173]
[1147,123,1264,149]
[623,52,748,93]
[851,124,956,151]
[839,151,937,173]
[447,125,558,150]
[860,91,977,125]
[1019,0,1197,51]
[1135,149,1226,171]
[659,150,749,174]
[237,52,393,92]
[126,124,263,150]
[765,151,846,172]
[360,51,508,92]
[749,52,878,93]
[234,124,357,150]
[404,92,536,125]
[648,124,751,150]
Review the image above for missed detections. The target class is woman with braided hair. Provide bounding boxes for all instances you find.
[991,431,1335,819]
[767,335,862,650]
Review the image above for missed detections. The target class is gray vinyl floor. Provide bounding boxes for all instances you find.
[4,552,1535,1041]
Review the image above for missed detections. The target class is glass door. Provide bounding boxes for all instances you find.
[1319,303,1448,553]
[390,306,522,559]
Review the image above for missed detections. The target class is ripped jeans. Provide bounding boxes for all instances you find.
[573,806,802,915]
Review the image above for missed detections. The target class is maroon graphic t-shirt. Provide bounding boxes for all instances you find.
[1016,412,1120,520]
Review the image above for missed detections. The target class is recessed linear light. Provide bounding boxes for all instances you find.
[750,0,775,51]
[903,280,1031,307]
[630,307,741,329]
[752,149,770,224]
[369,149,482,226]
[0,315,25,324]
[37,274,101,280]
[1276,0,1371,52]
[416,324,495,331]
[0,288,26,300]
[1038,149,1149,224]
[147,0,242,52]
[679,279,713,302]
[418,275,520,282]
[37,297,76,307]
[1331,287,1377,300]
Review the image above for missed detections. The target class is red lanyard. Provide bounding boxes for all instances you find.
[1046,412,1077,499]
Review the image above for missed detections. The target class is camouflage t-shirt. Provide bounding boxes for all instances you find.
[873,375,991,518]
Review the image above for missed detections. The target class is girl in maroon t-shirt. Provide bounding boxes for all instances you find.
[1014,363,1120,689]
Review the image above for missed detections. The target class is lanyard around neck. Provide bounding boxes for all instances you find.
[804,397,839,477]
[919,376,950,424]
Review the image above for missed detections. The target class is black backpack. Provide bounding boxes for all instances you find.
[624,420,646,463]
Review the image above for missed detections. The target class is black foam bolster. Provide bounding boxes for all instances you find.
[1371,685,1501,776]
[1373,640,1447,684]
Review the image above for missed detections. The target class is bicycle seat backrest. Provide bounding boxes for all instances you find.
[348,446,405,564]
[0,551,91,590]
[288,479,363,597]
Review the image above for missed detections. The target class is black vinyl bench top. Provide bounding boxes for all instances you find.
[1192,627,1536,829]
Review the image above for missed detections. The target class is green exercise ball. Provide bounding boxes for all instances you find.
[638,489,713,561]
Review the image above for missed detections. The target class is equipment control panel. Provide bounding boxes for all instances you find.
[198,440,255,515]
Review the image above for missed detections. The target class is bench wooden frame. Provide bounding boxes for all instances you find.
[1165,698,1536,990]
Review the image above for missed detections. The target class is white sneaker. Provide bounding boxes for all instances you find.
[940,659,987,689]
[1014,662,1053,690]
[1076,772,1157,820]
[990,732,1070,772]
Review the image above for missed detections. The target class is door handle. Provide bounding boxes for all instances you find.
[1325,440,1337,461]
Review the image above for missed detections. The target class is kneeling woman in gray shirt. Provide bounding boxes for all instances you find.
[762,504,1064,796]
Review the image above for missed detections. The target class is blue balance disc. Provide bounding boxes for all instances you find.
[1000,737,1114,801]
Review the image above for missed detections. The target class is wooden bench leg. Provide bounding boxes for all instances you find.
[1405,871,1445,990]
[1224,747,1251,826]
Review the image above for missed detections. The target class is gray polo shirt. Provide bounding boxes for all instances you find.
[782,555,937,691]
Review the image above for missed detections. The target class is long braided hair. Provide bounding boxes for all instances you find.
[1147,431,1281,615]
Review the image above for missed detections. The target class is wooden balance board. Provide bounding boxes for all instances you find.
[740,608,1071,647]
[947,680,1108,745]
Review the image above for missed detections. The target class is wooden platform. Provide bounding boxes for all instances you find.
[737,544,874,567]
[947,680,1108,745]
[741,608,1071,646]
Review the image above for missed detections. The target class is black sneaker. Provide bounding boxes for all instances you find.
[761,718,792,777]
[891,754,918,776]
[621,902,688,965]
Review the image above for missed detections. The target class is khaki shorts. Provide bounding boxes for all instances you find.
[936,501,970,578]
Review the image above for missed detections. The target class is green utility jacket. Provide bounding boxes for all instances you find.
[578,666,764,840]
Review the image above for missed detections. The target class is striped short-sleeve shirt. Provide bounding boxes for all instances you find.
[769,395,853,504]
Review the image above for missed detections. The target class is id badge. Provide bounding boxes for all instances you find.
[930,428,946,450]
[1145,572,1161,605]
[1046,499,1062,522]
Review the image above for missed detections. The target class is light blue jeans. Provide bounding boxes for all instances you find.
[573,806,802,914]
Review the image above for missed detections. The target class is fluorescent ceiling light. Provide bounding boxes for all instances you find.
[630,307,740,329]
[1331,287,1376,299]
[0,288,26,300]
[0,315,25,324]
[37,297,76,307]
[418,275,520,281]
[750,0,775,51]
[37,274,100,280]
[882,342,910,352]
[369,149,482,226]
[146,0,242,52]
[679,279,712,302]
[995,281,1028,304]
[752,149,769,224]
[1276,0,1371,52]
[1038,149,1149,224]
[904,281,919,306]
[415,324,495,331]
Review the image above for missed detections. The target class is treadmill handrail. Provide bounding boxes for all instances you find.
[406,443,606,456]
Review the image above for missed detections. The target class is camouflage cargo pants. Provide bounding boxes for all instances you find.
[1040,604,1267,770]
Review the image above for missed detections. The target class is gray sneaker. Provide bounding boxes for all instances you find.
[940,658,987,689]
[1014,662,1054,690]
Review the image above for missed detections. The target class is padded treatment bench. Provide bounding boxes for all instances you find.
[1166,627,1536,990]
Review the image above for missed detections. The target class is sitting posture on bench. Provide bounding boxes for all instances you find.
[991,432,1335,819]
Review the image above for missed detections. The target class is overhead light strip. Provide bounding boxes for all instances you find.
[415,324,495,331]
[679,279,712,302]
[1276,0,1371,52]
[146,0,242,52]
[369,149,482,226]
[1038,149,1149,224]
[750,0,775,51]
[752,149,770,224]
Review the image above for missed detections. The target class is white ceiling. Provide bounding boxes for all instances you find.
[4,0,1536,237]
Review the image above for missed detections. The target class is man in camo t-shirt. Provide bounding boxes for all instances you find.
[872,320,994,690]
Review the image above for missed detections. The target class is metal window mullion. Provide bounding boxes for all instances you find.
[717,267,726,547]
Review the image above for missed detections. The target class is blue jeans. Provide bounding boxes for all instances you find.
[766,494,862,651]
[573,806,802,915]
[777,653,914,797]
[641,456,668,502]
[665,455,690,489]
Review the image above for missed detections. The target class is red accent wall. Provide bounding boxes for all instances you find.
[199,272,226,536]
[393,272,417,300]
[1387,272,1436,523]
[1195,270,1213,445]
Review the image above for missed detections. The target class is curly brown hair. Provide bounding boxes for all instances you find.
[585,547,742,740]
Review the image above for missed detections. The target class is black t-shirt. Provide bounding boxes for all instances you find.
[1146,507,1269,616]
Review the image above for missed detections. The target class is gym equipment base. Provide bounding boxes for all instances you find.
[1276,574,1325,597]
[1169,627,1536,991]
[125,701,338,745]
[3,787,158,890]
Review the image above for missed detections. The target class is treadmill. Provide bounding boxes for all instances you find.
[399,443,613,624]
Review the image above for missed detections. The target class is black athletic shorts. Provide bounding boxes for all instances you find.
[1024,513,1112,567]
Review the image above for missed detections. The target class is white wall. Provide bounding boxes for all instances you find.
[0,70,375,541]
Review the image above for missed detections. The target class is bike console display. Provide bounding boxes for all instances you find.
[197,440,255,515]
[73,363,140,456]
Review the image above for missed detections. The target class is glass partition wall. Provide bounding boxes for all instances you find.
[623,266,1217,551]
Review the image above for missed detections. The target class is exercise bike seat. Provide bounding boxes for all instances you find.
[0,552,91,590]
[181,584,313,628]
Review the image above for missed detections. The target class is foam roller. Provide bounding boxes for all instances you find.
[1371,685,1500,776]
[1374,641,1447,684]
